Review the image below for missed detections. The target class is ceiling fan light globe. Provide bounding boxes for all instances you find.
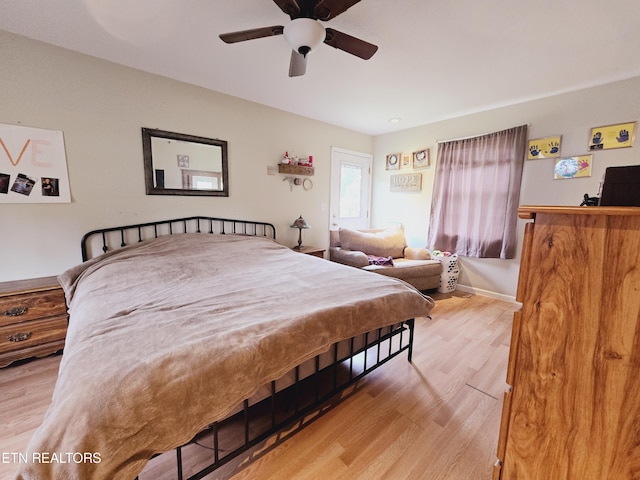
[284,18,325,56]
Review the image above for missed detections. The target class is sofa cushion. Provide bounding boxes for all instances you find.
[329,247,370,268]
[403,247,432,260]
[339,227,406,258]
[364,258,442,278]
[363,259,442,290]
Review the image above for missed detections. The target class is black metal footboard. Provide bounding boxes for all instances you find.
[137,318,415,480]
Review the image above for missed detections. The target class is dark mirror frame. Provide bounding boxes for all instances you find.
[142,127,229,197]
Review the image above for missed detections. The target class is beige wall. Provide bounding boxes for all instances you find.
[373,76,640,299]
[3,30,639,298]
[0,31,372,282]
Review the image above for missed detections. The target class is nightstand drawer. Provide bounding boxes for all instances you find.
[0,315,68,355]
[0,289,67,327]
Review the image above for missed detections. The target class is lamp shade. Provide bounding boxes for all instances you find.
[283,18,326,56]
[290,215,310,229]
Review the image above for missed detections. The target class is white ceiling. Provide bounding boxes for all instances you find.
[2,0,640,135]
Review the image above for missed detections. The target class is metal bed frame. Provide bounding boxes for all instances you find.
[139,322,414,480]
[81,216,276,262]
[79,216,415,480]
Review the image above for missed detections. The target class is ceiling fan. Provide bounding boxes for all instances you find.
[219,0,378,77]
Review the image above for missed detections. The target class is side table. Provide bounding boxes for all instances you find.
[292,246,326,259]
[0,276,68,367]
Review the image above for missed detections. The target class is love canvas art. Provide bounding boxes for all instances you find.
[0,123,71,203]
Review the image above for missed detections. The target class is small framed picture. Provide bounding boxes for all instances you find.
[401,154,411,169]
[589,122,636,150]
[386,153,401,170]
[412,149,430,169]
[177,154,190,168]
[527,136,562,159]
[554,155,592,180]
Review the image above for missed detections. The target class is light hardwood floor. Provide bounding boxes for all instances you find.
[0,292,516,480]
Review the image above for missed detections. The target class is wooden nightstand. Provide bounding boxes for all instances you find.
[292,246,326,258]
[0,276,68,368]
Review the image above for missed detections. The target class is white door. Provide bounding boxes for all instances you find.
[330,147,372,230]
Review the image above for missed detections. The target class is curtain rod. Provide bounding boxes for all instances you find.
[436,123,530,144]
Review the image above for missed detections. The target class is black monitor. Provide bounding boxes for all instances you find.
[599,165,640,206]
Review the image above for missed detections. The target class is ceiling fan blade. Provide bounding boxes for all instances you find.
[289,50,307,77]
[219,25,284,44]
[313,0,362,21]
[272,0,301,19]
[324,28,378,60]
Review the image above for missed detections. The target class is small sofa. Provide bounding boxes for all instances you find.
[329,227,442,291]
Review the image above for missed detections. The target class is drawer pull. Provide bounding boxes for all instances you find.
[8,331,32,342]
[3,307,28,317]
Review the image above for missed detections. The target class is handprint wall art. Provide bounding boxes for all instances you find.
[589,121,636,150]
[554,155,592,180]
[527,135,562,160]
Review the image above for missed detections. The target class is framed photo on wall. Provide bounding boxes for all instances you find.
[527,136,562,159]
[554,155,592,180]
[589,122,636,150]
[386,153,401,170]
[412,148,430,169]
[177,154,190,168]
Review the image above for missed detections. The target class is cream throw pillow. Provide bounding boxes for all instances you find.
[339,227,406,258]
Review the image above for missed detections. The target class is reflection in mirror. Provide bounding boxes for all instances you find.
[142,128,229,196]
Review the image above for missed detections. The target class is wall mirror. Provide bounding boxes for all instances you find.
[142,127,229,197]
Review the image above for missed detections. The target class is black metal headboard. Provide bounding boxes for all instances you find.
[81,216,277,261]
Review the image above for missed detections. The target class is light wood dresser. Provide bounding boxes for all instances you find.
[493,206,640,479]
[0,276,68,368]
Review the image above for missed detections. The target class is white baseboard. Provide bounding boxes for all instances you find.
[455,284,519,305]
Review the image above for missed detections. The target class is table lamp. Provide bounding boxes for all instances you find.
[290,215,310,249]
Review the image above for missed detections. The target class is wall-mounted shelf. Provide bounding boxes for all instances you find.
[278,164,314,176]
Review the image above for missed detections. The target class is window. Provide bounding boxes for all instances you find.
[339,164,362,218]
[427,125,527,259]
[181,169,222,190]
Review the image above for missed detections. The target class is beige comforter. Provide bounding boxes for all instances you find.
[16,234,434,480]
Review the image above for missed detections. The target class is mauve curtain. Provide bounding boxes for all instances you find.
[427,125,527,259]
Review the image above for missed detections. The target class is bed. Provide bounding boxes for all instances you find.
[16,216,435,480]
